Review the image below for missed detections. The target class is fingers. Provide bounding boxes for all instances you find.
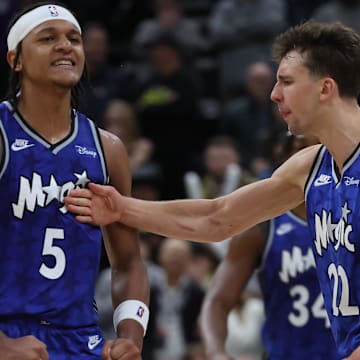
[75,215,94,224]
[38,346,49,360]
[26,335,49,360]
[102,338,141,360]
[88,182,112,196]
[66,187,92,199]
[102,340,114,359]
[65,200,90,213]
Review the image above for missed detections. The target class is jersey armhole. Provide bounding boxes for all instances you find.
[88,120,109,185]
[304,145,326,200]
[0,116,9,179]
[257,220,272,271]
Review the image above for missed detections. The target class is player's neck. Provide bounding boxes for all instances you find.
[17,90,73,144]
[316,102,360,172]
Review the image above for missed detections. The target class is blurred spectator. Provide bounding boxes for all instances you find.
[182,342,207,360]
[225,295,265,360]
[208,0,286,49]
[184,135,256,200]
[100,98,158,271]
[150,238,205,360]
[132,162,163,201]
[312,0,360,34]
[102,99,155,173]
[248,104,290,179]
[207,0,287,98]
[285,0,328,26]
[218,61,286,171]
[184,135,256,257]
[133,32,207,199]
[140,233,166,360]
[80,22,134,126]
[132,0,209,60]
[60,0,119,26]
[187,243,220,289]
[0,0,26,99]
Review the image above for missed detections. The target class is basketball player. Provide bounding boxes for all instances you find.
[0,2,149,359]
[66,21,360,359]
[200,135,340,359]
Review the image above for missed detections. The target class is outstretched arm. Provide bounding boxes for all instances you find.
[65,178,293,242]
[200,225,265,359]
[65,145,318,242]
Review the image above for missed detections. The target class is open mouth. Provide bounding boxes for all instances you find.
[53,59,75,66]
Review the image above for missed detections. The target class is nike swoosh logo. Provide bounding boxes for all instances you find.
[88,338,102,350]
[314,179,332,187]
[276,225,294,236]
[11,143,35,151]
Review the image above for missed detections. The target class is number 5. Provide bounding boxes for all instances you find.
[39,228,66,280]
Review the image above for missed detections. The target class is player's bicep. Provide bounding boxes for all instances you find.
[100,130,140,267]
[100,129,132,196]
[102,223,139,269]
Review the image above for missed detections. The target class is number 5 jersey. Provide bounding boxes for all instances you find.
[0,101,107,328]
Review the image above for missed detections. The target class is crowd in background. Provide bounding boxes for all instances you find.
[1,0,359,359]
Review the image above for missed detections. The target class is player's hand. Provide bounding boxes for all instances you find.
[102,338,141,360]
[65,183,123,226]
[0,334,49,360]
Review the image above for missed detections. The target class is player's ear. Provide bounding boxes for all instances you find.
[6,50,22,72]
[319,77,336,100]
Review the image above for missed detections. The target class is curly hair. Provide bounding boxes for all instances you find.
[272,20,360,98]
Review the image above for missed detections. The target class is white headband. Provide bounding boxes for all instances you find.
[7,4,82,51]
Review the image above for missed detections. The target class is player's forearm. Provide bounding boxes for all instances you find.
[121,196,230,242]
[200,300,230,356]
[111,260,150,350]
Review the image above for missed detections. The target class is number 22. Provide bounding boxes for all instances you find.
[328,263,359,316]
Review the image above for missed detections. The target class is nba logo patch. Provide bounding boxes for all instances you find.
[48,5,59,17]
[136,306,144,318]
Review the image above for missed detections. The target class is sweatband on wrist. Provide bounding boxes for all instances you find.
[7,4,82,51]
[113,300,149,336]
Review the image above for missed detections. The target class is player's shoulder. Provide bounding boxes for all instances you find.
[270,144,322,195]
[292,143,322,161]
[98,128,131,184]
[99,128,126,153]
[274,144,322,179]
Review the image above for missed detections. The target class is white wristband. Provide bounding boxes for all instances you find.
[113,300,149,336]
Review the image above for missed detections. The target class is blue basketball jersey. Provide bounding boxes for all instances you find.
[305,145,360,357]
[258,212,340,359]
[0,101,107,328]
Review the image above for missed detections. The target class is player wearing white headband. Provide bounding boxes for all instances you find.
[7,4,82,51]
[0,2,149,360]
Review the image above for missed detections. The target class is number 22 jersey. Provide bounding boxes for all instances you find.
[305,145,360,358]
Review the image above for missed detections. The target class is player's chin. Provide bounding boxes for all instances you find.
[53,75,81,89]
